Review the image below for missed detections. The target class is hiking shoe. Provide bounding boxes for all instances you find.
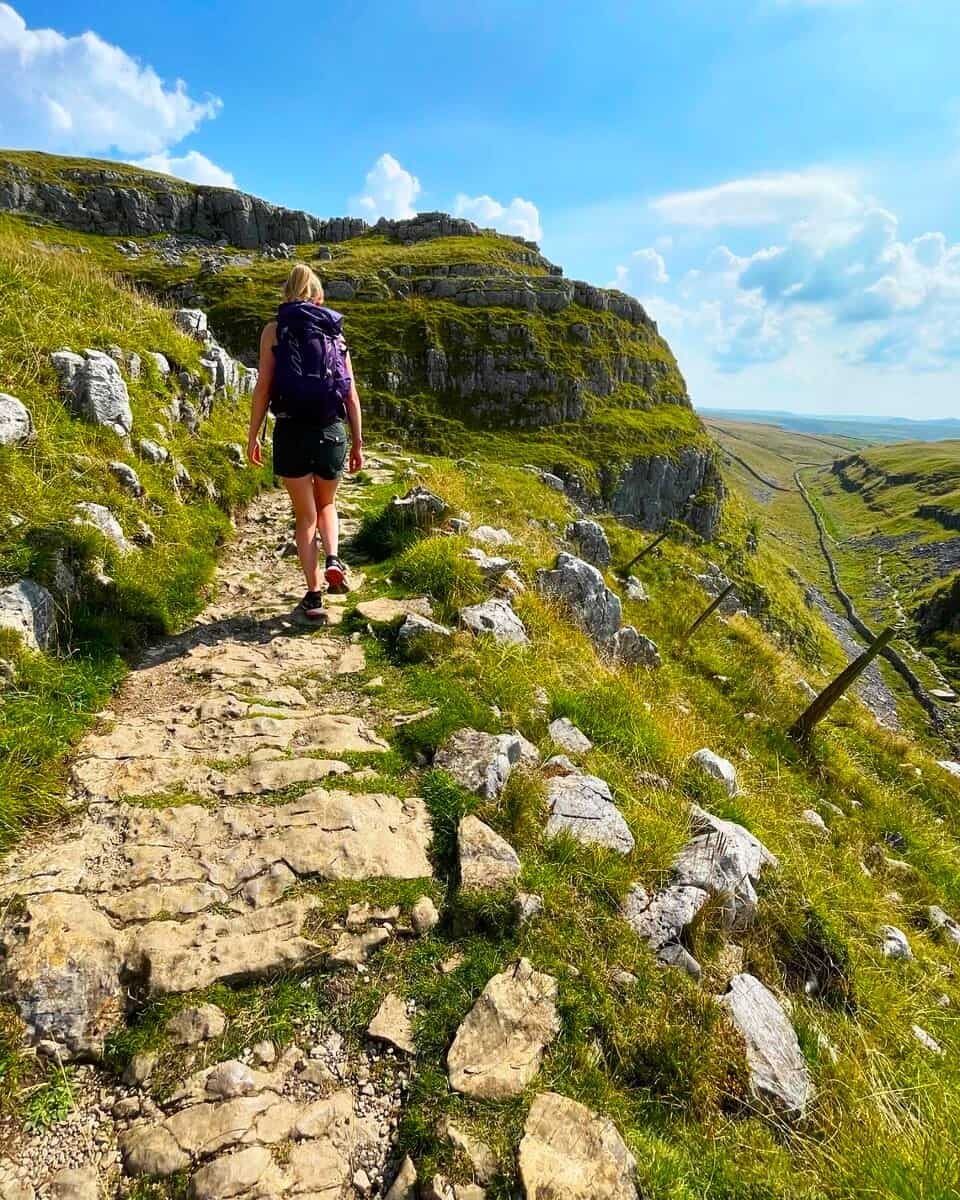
[297,590,325,621]
[324,555,349,594]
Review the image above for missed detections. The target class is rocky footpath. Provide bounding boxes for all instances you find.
[0,459,829,1198]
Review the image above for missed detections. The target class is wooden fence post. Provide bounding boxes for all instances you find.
[788,626,896,740]
[680,583,736,644]
[621,528,670,575]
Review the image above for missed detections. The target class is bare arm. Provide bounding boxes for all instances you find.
[247,322,277,465]
[344,351,364,473]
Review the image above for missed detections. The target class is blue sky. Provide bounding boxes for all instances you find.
[2,0,958,418]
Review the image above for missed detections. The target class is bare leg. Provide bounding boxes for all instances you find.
[283,475,322,592]
[314,476,340,559]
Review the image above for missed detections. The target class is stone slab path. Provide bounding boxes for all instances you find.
[0,454,435,1197]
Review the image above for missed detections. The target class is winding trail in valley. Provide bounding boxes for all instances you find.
[794,465,957,748]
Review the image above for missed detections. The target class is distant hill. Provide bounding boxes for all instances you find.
[698,407,960,445]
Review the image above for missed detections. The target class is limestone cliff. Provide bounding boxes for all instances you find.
[1,149,722,539]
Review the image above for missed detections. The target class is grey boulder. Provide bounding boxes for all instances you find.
[109,460,144,496]
[689,747,738,796]
[548,717,592,755]
[536,552,622,643]
[173,308,208,340]
[435,728,539,799]
[0,393,33,445]
[388,486,447,529]
[138,438,169,464]
[519,1091,639,1200]
[460,598,529,646]
[717,973,814,1118]
[458,814,521,890]
[74,502,131,554]
[566,519,611,567]
[396,613,453,661]
[929,905,960,946]
[546,772,634,854]
[607,626,661,668]
[51,348,133,436]
[0,579,56,650]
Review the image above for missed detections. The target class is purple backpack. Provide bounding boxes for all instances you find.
[271,301,351,423]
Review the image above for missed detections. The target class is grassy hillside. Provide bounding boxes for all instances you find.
[0,217,263,843]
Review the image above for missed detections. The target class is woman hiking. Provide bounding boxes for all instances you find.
[247,263,364,620]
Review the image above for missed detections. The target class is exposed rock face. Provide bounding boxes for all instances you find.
[536,553,622,643]
[51,348,133,436]
[0,579,56,650]
[387,486,448,530]
[566,519,611,567]
[624,805,778,975]
[717,974,814,1118]
[518,1092,638,1200]
[447,959,559,1098]
[607,626,661,668]
[545,772,635,854]
[604,447,723,539]
[0,782,433,1056]
[435,728,539,799]
[458,815,521,889]
[0,393,32,444]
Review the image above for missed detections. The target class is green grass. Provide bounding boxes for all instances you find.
[0,217,265,843]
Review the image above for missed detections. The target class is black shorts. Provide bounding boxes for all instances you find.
[273,418,347,480]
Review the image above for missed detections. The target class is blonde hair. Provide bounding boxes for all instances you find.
[282,262,324,303]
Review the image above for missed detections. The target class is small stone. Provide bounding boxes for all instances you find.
[717,973,814,1118]
[546,772,634,854]
[515,892,544,925]
[565,519,611,567]
[368,993,416,1055]
[353,1168,372,1194]
[801,809,829,834]
[108,460,143,496]
[518,1091,638,1199]
[47,1166,99,1200]
[625,576,647,601]
[607,626,662,668]
[880,925,912,960]
[444,1122,498,1183]
[204,1059,257,1098]
[459,598,529,646]
[0,393,33,445]
[123,1050,158,1087]
[251,1039,276,1066]
[689,748,738,796]
[471,525,515,547]
[435,728,539,800]
[929,905,960,946]
[164,1003,227,1046]
[397,612,454,660]
[911,1024,943,1055]
[411,895,440,935]
[447,958,559,1099]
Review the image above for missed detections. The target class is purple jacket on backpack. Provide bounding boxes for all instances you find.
[271,301,352,425]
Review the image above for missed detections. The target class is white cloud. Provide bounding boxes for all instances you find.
[638,168,960,374]
[649,169,862,229]
[609,246,669,291]
[0,3,222,156]
[454,193,543,242]
[354,153,421,220]
[133,150,235,188]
